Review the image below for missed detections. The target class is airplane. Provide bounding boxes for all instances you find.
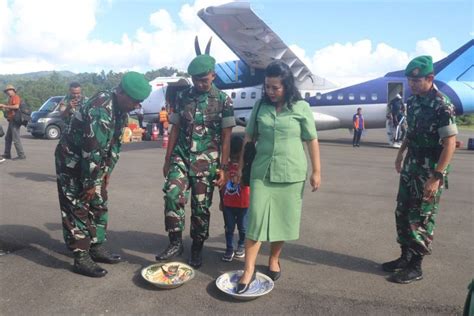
[140,2,474,138]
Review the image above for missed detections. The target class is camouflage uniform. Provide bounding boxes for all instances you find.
[164,84,235,242]
[395,85,457,256]
[55,90,128,252]
[60,94,87,128]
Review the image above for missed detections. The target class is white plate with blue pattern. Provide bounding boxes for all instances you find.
[215,270,274,300]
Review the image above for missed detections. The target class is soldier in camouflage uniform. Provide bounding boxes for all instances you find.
[156,54,235,268]
[382,56,458,283]
[55,72,151,277]
[58,82,87,127]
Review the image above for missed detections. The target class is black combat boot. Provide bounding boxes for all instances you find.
[390,255,423,284]
[188,239,204,268]
[73,251,107,278]
[89,243,122,264]
[155,232,183,261]
[382,246,412,272]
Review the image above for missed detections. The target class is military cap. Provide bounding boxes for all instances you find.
[121,71,151,101]
[405,55,434,77]
[3,84,16,93]
[187,54,216,76]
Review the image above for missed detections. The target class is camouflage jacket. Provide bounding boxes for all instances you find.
[60,94,87,127]
[169,84,235,177]
[404,85,458,171]
[56,90,128,188]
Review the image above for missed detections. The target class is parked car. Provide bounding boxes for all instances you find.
[27,96,66,139]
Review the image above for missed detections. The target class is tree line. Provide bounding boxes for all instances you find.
[0,67,187,110]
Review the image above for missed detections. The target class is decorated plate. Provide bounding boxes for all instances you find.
[215,270,274,300]
[141,262,195,289]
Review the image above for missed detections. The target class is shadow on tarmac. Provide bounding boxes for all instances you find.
[8,172,56,182]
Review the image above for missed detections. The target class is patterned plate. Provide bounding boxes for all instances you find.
[215,270,274,300]
[141,262,195,289]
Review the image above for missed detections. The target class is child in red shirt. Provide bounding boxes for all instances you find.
[221,135,250,262]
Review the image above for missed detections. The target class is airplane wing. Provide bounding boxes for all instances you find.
[198,2,336,89]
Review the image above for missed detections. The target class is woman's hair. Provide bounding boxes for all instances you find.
[230,135,244,159]
[262,60,302,108]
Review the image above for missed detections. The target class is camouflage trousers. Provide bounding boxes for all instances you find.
[55,156,108,252]
[163,156,216,242]
[395,168,444,256]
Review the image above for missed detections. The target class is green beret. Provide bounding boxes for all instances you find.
[187,54,216,76]
[405,55,433,77]
[121,71,151,101]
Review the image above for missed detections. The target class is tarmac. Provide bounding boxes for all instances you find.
[0,120,473,315]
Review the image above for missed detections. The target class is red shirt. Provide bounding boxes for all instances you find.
[222,162,250,208]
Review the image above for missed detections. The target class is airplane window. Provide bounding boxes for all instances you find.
[348,93,355,100]
[316,93,322,100]
[304,92,310,99]
[231,92,236,99]
[337,94,343,100]
[251,91,257,99]
[371,93,378,101]
[326,94,333,100]
[241,92,246,99]
[360,94,366,101]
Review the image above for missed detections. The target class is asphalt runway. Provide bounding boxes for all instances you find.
[0,120,472,315]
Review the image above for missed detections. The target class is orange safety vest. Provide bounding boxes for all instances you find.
[159,111,168,123]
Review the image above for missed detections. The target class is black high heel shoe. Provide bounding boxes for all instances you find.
[267,261,281,281]
[236,271,257,294]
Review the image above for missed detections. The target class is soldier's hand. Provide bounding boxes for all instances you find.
[104,174,110,188]
[423,177,440,201]
[215,169,226,188]
[395,153,403,173]
[80,187,96,202]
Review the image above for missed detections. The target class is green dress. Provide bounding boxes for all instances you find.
[245,99,317,241]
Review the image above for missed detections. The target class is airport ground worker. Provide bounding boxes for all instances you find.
[352,107,365,147]
[0,84,26,160]
[156,54,235,268]
[55,72,151,277]
[382,56,458,284]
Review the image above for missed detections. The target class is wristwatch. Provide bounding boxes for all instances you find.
[432,171,444,181]
[220,164,229,172]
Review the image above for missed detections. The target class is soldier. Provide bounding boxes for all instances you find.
[58,82,87,127]
[382,56,458,284]
[55,72,151,277]
[155,54,235,268]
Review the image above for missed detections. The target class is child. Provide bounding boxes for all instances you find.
[221,135,250,262]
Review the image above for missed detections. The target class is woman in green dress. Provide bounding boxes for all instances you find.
[236,60,321,294]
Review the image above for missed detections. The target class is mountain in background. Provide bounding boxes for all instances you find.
[0,71,76,81]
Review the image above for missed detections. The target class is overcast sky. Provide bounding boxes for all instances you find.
[0,0,472,85]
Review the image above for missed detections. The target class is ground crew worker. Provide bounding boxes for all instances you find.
[55,72,151,277]
[159,106,168,135]
[58,82,86,127]
[155,54,235,268]
[382,56,458,284]
[0,84,26,160]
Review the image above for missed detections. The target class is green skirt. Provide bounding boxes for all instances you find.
[247,178,305,242]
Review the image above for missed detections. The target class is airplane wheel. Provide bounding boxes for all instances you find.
[45,125,61,140]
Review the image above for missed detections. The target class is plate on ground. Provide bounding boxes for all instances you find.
[142,262,195,289]
[216,270,274,300]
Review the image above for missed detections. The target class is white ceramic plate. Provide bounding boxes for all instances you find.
[141,262,195,289]
[215,270,274,300]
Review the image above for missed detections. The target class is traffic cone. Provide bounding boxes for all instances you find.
[162,129,169,148]
[151,123,159,141]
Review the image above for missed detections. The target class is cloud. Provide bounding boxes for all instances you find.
[0,0,236,74]
[291,38,447,86]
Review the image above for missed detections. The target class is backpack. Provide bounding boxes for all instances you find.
[14,100,32,126]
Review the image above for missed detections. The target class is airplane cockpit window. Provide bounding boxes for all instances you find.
[348,93,355,101]
[316,93,322,100]
[326,94,333,100]
[304,92,310,99]
[241,92,246,99]
[371,93,378,101]
[231,92,236,99]
[337,94,343,100]
[360,94,366,101]
[251,91,257,99]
